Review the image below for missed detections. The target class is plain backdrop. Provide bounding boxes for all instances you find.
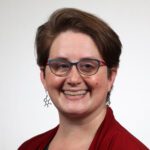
[0,0,150,149]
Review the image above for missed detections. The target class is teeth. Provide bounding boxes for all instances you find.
[63,90,87,96]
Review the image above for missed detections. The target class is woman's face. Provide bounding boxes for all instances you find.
[41,30,117,118]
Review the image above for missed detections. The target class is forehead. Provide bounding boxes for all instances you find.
[49,30,102,60]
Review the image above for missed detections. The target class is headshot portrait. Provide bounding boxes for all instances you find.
[18,7,149,150]
[0,1,149,150]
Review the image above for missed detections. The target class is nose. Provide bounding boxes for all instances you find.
[66,66,82,86]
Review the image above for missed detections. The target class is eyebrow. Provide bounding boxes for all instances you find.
[49,57,69,61]
[49,57,100,61]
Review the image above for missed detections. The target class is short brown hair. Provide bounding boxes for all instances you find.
[35,8,122,69]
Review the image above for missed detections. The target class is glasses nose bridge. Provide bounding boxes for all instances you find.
[69,61,80,74]
[70,61,78,68]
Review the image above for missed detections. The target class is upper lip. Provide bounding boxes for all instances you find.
[62,88,89,92]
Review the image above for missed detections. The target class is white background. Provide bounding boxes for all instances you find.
[0,0,150,149]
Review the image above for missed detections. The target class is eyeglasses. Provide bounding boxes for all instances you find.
[46,58,106,77]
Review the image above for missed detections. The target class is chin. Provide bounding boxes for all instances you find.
[62,110,90,119]
[58,103,91,119]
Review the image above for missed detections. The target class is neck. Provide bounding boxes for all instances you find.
[57,105,107,139]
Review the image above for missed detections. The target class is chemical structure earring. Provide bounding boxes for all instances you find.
[43,92,51,107]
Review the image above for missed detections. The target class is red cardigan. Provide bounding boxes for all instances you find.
[18,107,149,150]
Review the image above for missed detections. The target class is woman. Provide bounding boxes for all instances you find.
[19,8,148,150]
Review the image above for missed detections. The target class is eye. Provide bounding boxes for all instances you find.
[79,62,96,72]
[50,61,70,72]
[58,63,69,69]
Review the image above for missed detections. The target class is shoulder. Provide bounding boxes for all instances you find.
[18,126,58,150]
[108,115,148,149]
[107,109,148,150]
[98,107,149,150]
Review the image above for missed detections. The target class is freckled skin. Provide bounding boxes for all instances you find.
[41,30,117,119]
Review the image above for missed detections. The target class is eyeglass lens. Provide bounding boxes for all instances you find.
[48,58,102,76]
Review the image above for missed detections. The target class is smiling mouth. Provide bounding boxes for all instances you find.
[63,90,88,96]
[61,87,90,98]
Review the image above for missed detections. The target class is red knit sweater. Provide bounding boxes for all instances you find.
[18,107,149,150]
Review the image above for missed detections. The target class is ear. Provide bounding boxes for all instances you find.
[108,68,118,92]
[40,69,48,91]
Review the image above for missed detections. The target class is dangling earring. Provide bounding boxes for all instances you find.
[43,91,51,107]
[106,92,111,106]
[106,99,111,106]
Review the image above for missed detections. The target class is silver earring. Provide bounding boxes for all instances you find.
[43,92,51,107]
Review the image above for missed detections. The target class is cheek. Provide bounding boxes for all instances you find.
[95,82,100,87]
[86,74,108,91]
[45,72,65,91]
